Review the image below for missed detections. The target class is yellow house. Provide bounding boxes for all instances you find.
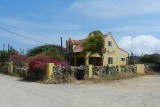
[66,33,128,66]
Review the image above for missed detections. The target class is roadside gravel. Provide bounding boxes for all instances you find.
[0,74,160,107]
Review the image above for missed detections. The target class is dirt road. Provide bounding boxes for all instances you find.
[0,74,160,107]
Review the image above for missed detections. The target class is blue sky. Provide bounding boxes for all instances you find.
[0,0,160,54]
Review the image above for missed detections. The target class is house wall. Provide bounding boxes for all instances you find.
[114,49,128,65]
[103,34,128,66]
[73,44,77,49]
[72,53,87,66]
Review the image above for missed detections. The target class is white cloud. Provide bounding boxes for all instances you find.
[70,0,160,18]
[118,35,160,55]
[104,25,160,37]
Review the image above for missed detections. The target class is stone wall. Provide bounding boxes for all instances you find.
[52,64,141,79]
[144,65,160,73]
[0,62,28,76]
[0,66,8,74]
[0,63,157,80]
[54,65,89,80]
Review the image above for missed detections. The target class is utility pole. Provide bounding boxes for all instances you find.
[134,55,135,65]
[61,37,63,53]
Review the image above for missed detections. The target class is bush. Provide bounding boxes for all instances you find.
[151,64,160,72]
[28,55,69,81]
[0,49,18,62]
[27,45,65,60]
[0,62,3,67]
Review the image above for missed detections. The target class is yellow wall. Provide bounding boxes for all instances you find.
[103,34,128,66]
[136,64,145,74]
[46,63,54,79]
[73,44,77,49]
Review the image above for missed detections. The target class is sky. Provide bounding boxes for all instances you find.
[0,0,160,55]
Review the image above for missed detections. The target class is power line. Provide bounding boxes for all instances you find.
[0,21,60,41]
[0,21,41,36]
[0,27,49,45]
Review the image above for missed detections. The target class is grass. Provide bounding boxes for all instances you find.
[44,75,77,84]
[43,72,141,84]
[10,72,22,78]
[90,72,140,83]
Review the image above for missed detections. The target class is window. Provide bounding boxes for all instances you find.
[121,58,125,61]
[108,41,112,46]
[108,57,113,64]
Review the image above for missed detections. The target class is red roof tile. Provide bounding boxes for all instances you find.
[70,39,84,53]
[73,43,83,53]
[71,40,81,45]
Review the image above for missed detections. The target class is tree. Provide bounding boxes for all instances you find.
[0,48,18,62]
[140,54,160,72]
[0,51,9,62]
[140,54,160,64]
[82,30,105,64]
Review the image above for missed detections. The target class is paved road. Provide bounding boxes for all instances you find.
[0,74,160,107]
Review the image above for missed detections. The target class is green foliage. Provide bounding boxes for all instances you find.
[82,30,105,56]
[140,54,160,72]
[0,51,8,62]
[0,49,18,62]
[27,45,65,60]
[140,54,160,64]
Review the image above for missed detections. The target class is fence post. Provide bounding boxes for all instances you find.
[7,63,10,74]
[136,64,145,74]
[46,63,54,79]
[10,62,13,74]
[89,65,92,78]
[24,63,29,76]
[118,65,121,74]
[8,62,13,74]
